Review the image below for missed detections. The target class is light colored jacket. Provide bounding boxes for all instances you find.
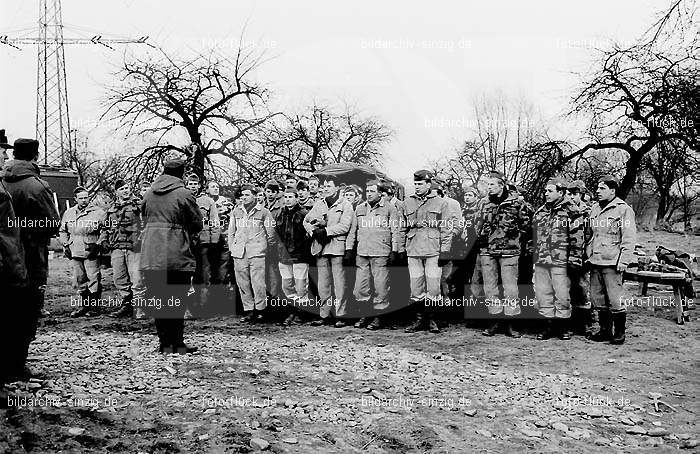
[228,203,276,259]
[303,196,354,256]
[586,197,637,268]
[401,193,452,257]
[60,204,105,258]
[347,199,402,257]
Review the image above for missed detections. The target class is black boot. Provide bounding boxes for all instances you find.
[482,321,500,336]
[610,312,626,345]
[405,312,426,332]
[536,319,554,340]
[354,316,370,329]
[366,316,382,331]
[504,320,521,338]
[558,318,571,340]
[111,295,134,318]
[428,317,440,334]
[589,309,612,342]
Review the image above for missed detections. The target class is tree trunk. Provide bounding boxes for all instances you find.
[656,190,669,225]
[618,149,646,200]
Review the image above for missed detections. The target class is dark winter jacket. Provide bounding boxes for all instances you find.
[1,160,60,243]
[139,174,203,272]
[0,181,28,287]
[275,203,311,264]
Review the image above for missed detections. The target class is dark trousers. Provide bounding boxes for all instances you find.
[0,285,37,382]
[141,270,191,348]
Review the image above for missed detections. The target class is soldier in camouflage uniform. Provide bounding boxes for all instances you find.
[532,178,585,340]
[566,179,594,335]
[432,178,464,306]
[477,171,531,337]
[100,179,145,318]
[402,170,453,334]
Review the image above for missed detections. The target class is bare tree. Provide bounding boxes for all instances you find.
[429,93,566,204]
[251,100,393,178]
[102,44,278,182]
[568,0,699,198]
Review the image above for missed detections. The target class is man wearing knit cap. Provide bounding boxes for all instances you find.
[2,138,60,327]
[100,178,145,318]
[140,158,202,353]
[60,186,105,317]
[586,175,637,345]
[566,179,594,335]
[532,177,585,340]
[402,169,453,334]
[476,170,531,337]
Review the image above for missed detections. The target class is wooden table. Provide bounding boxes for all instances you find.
[623,269,691,324]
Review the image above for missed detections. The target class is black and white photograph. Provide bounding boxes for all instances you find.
[1,0,698,452]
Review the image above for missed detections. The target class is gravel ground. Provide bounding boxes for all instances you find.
[1,231,698,453]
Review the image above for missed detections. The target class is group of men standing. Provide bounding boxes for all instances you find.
[2,137,639,365]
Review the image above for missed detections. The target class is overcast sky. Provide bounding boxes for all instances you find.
[0,0,669,183]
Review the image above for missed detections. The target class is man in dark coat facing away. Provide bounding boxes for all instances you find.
[1,136,60,379]
[0,131,31,387]
[139,158,202,354]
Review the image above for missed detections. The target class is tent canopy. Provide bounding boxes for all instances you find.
[313,163,404,199]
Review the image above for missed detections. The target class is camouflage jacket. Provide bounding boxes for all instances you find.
[533,197,584,267]
[99,198,142,251]
[461,200,482,250]
[475,190,532,257]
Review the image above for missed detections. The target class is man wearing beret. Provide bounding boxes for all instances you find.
[566,180,594,335]
[585,175,637,345]
[60,186,106,317]
[0,131,31,385]
[100,178,145,318]
[2,138,60,328]
[140,158,202,353]
[477,170,531,337]
[402,170,453,334]
[532,178,585,340]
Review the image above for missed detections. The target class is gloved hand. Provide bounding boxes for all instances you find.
[343,249,355,267]
[100,240,111,254]
[437,251,450,267]
[63,245,72,259]
[85,243,99,260]
[312,227,328,243]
